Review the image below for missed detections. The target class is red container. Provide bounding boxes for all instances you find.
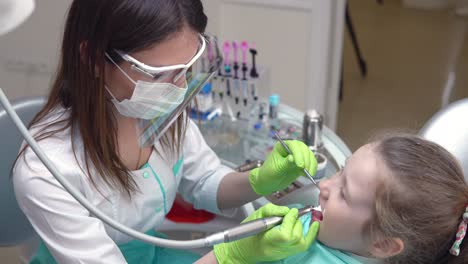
[166,194,216,223]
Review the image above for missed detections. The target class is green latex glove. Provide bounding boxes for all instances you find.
[213,203,320,264]
[249,140,318,195]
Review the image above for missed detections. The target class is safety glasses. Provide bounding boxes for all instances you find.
[113,34,206,85]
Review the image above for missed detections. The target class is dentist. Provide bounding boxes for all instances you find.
[10,0,319,263]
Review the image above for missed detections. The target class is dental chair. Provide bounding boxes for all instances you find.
[0,96,46,261]
[419,98,468,180]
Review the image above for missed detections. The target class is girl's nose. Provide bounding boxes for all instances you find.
[319,178,330,200]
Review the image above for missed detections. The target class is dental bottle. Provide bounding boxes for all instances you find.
[268,94,280,130]
[192,83,217,120]
[302,109,323,151]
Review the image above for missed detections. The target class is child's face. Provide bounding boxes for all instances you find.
[317,143,385,255]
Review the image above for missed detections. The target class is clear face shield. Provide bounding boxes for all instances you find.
[106,34,222,147]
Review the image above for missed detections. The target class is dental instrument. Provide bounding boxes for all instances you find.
[218,205,322,243]
[241,41,249,78]
[258,102,267,122]
[241,41,251,103]
[249,43,259,78]
[232,41,241,106]
[269,94,279,120]
[273,131,318,186]
[249,43,259,110]
[232,41,240,80]
[242,81,248,107]
[223,41,232,97]
[269,94,280,130]
[232,41,245,108]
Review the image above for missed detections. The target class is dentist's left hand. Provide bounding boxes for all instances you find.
[213,203,320,264]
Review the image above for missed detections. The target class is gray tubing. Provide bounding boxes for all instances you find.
[0,88,224,249]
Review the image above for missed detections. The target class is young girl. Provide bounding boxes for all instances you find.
[266,135,468,264]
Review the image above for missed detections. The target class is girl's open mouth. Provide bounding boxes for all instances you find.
[312,205,324,221]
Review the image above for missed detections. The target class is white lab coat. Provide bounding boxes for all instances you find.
[13,107,234,263]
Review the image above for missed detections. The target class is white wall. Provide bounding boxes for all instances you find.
[0,0,344,129]
[204,0,310,105]
[0,0,71,100]
[202,0,345,130]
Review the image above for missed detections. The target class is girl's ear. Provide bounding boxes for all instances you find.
[369,238,404,258]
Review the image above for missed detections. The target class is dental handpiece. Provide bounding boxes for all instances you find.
[208,206,321,244]
[273,131,318,186]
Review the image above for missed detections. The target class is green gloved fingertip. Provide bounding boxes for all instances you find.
[295,159,305,169]
[287,154,294,163]
[262,203,290,216]
[274,141,290,157]
[279,208,299,232]
[309,156,318,175]
[305,221,320,245]
[291,218,305,243]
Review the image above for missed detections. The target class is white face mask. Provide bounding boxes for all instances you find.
[106,55,188,120]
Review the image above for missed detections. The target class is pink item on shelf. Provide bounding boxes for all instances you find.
[232,41,239,64]
[223,41,231,65]
[241,41,249,64]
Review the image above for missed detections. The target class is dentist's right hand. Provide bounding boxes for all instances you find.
[249,140,317,196]
[213,203,320,264]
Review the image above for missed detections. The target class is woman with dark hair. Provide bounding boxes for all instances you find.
[11,1,319,263]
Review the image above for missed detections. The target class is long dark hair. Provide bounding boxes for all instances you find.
[15,0,207,196]
[369,135,468,264]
